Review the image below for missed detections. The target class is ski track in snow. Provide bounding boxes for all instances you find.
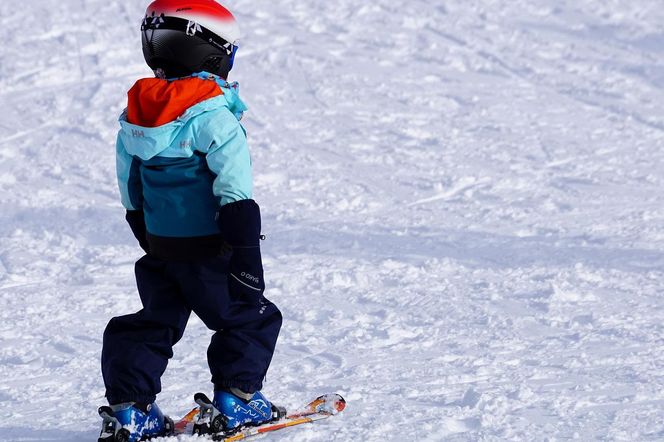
[1,0,664,440]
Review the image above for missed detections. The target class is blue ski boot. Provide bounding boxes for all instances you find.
[98,402,174,442]
[192,389,286,435]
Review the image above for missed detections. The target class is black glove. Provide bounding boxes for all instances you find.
[125,210,150,254]
[217,200,265,298]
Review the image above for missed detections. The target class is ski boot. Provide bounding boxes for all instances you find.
[98,402,174,442]
[192,389,286,436]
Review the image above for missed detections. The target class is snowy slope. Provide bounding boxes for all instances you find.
[1,0,664,440]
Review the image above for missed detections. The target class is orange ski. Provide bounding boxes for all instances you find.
[171,394,346,440]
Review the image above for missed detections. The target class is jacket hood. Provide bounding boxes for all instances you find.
[118,73,248,161]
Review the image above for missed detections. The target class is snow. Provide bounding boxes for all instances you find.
[1,0,664,440]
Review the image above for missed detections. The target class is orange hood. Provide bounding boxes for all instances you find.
[126,76,223,127]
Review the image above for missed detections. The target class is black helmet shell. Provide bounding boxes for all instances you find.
[141,1,240,79]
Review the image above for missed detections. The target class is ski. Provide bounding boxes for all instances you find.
[171,393,346,440]
[173,407,199,435]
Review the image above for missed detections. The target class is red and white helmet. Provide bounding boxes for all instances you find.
[141,0,241,79]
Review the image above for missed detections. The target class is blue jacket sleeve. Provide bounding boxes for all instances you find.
[116,133,143,210]
[201,108,253,206]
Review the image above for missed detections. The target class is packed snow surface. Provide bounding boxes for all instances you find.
[1,0,664,440]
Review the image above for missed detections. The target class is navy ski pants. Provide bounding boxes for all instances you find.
[101,254,282,405]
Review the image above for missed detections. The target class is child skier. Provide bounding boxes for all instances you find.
[98,1,282,441]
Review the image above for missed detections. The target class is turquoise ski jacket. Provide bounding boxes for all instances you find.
[116,72,253,258]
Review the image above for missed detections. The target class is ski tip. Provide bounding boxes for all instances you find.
[332,394,346,413]
[313,394,346,414]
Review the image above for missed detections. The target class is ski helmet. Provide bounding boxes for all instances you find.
[141,0,241,79]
